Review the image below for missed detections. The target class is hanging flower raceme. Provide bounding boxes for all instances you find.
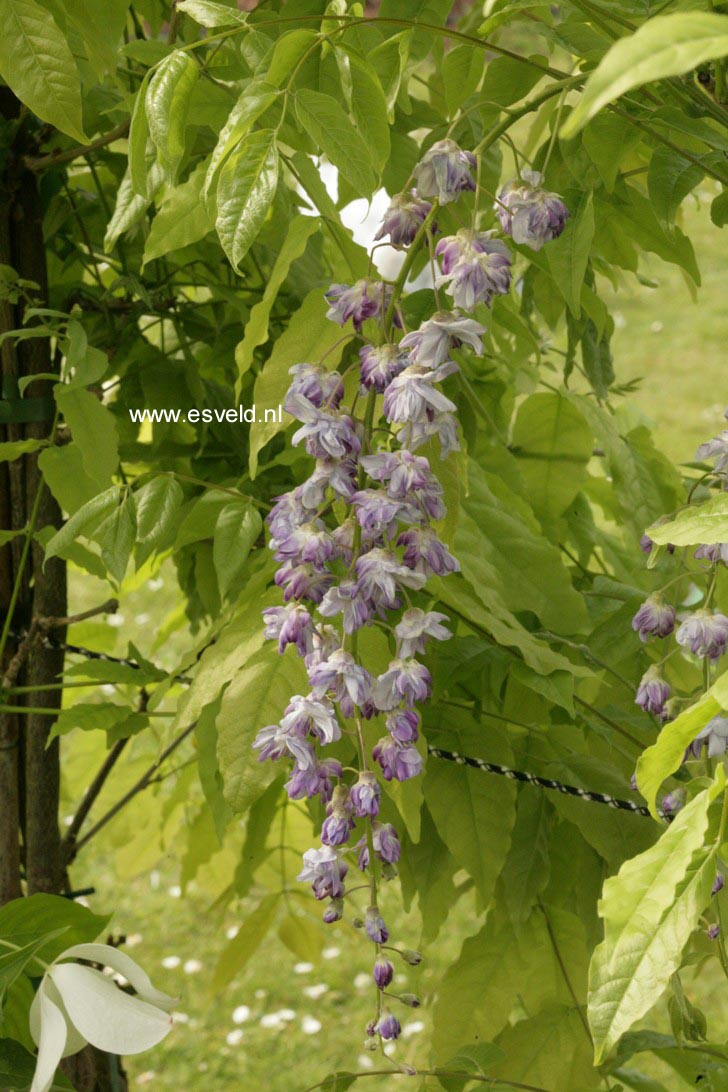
[252,134,571,1049]
[29,944,174,1092]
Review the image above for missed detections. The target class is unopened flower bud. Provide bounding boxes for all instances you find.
[323,898,343,924]
[375,1010,401,1040]
[365,906,389,944]
[381,862,398,882]
[352,916,364,930]
[399,992,420,1008]
[708,924,720,940]
[713,874,725,896]
[364,1036,379,1051]
[373,955,394,990]
[631,594,675,642]
[635,665,670,717]
[400,949,422,966]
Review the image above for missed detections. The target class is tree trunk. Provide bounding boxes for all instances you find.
[0,88,65,903]
[0,90,128,1092]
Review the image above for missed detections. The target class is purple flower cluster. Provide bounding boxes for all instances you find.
[253,137,571,1048]
[634,410,728,778]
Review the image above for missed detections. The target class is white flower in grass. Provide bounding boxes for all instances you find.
[30,944,175,1092]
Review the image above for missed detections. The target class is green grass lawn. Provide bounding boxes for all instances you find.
[603,192,728,463]
[60,197,726,1090]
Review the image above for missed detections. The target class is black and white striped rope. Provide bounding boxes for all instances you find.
[427,745,663,821]
[7,627,191,682]
[8,628,661,821]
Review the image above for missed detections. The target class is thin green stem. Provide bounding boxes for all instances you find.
[383,203,439,334]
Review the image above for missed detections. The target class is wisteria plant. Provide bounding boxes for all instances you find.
[1,1,728,1090]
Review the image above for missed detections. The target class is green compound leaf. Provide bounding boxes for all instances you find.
[0,0,86,141]
[215,128,279,272]
[562,13,728,137]
[588,770,725,1065]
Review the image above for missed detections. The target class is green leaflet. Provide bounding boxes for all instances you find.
[43,485,122,564]
[0,438,46,462]
[212,501,263,599]
[458,461,588,634]
[248,289,348,477]
[294,88,377,197]
[433,901,591,1058]
[54,385,119,488]
[424,722,517,902]
[277,912,324,963]
[215,129,279,272]
[346,50,390,172]
[647,146,705,226]
[129,69,153,198]
[588,770,725,1064]
[0,895,109,965]
[369,31,410,120]
[142,161,214,265]
[235,777,282,897]
[562,13,728,137]
[582,114,643,193]
[494,1005,601,1089]
[432,570,588,678]
[234,216,320,391]
[0,0,86,142]
[134,475,184,567]
[442,42,484,118]
[47,701,136,743]
[544,189,595,318]
[202,82,278,212]
[96,491,136,584]
[176,0,248,26]
[216,642,308,813]
[636,671,728,815]
[397,806,458,944]
[511,392,594,524]
[211,893,280,991]
[169,572,274,731]
[146,50,199,182]
[649,492,728,547]
[265,29,318,87]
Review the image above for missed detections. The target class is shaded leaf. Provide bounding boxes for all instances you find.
[0,0,85,141]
